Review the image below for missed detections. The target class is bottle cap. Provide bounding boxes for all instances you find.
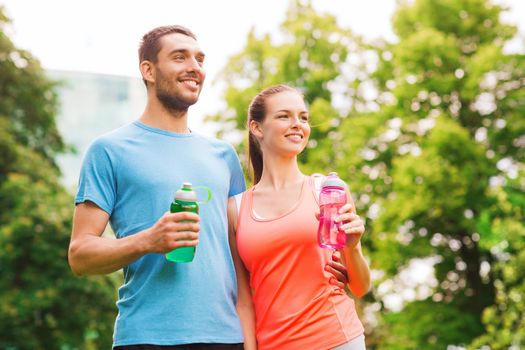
[321,172,347,189]
[175,182,198,202]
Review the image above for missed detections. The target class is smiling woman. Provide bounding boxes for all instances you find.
[227,84,370,350]
[248,86,311,178]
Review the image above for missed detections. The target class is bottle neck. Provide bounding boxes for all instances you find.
[321,186,345,192]
[319,186,346,206]
[175,190,197,202]
[175,199,197,204]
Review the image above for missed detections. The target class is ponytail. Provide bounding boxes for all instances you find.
[247,84,298,185]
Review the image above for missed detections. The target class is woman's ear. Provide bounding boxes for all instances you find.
[249,120,263,139]
[139,60,155,85]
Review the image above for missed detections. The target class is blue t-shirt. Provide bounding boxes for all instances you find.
[75,121,246,346]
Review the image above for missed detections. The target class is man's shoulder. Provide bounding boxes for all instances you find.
[89,122,137,148]
[194,133,237,152]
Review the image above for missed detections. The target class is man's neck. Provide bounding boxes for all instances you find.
[140,101,191,134]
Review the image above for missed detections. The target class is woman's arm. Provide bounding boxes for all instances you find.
[227,197,257,350]
[341,242,370,297]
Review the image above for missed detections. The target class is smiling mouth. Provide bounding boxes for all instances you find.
[181,80,199,88]
[285,134,303,141]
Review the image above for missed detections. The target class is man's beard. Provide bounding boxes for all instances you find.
[155,70,200,114]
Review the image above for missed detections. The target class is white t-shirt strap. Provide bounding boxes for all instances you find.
[311,173,325,197]
[234,192,244,216]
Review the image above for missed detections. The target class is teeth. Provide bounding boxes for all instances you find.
[286,135,302,141]
[183,80,197,87]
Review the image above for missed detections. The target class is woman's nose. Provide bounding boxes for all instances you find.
[290,115,301,128]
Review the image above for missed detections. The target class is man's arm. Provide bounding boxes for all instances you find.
[68,201,200,276]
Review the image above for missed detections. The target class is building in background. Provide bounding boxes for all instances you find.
[48,70,146,190]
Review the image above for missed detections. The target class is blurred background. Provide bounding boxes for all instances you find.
[0,0,524,349]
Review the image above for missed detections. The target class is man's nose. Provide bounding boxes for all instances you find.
[186,57,203,73]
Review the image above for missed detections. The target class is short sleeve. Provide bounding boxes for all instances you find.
[225,144,246,197]
[75,139,117,215]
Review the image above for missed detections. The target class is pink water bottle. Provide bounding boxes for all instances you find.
[317,172,348,249]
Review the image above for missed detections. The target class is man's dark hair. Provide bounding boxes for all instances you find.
[139,25,197,64]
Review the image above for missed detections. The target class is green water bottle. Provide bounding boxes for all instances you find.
[166,182,199,263]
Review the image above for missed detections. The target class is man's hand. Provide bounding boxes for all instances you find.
[143,211,200,254]
[326,250,349,289]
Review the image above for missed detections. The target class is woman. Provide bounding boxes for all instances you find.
[228,84,370,350]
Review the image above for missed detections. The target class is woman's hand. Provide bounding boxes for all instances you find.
[335,203,365,249]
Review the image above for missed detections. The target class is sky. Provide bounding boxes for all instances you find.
[1,0,524,135]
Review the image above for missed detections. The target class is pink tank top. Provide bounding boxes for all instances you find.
[236,176,364,350]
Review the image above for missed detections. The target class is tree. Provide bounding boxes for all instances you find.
[361,0,524,348]
[469,178,525,349]
[210,0,524,348]
[0,7,117,349]
[206,0,362,183]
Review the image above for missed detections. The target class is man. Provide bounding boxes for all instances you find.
[68,25,348,350]
[68,25,247,349]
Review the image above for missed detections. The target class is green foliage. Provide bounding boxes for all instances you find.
[365,0,524,347]
[469,182,525,349]
[393,0,516,44]
[0,7,117,349]
[207,0,359,183]
[0,16,64,167]
[376,300,481,350]
[0,173,117,350]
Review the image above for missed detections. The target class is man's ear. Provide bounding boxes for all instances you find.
[249,120,263,139]
[139,60,155,85]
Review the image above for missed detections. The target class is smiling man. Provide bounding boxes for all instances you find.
[68,25,247,350]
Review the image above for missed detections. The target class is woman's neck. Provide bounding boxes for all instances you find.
[257,155,304,191]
